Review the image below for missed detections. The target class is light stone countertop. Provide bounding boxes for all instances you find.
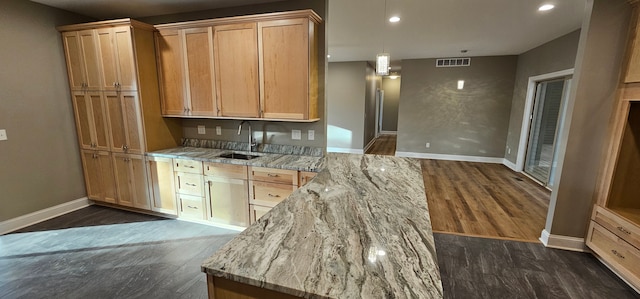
[201,153,443,299]
[146,146,324,172]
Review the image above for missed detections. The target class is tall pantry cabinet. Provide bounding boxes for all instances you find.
[58,19,182,211]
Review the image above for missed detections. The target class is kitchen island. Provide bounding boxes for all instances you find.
[202,153,443,298]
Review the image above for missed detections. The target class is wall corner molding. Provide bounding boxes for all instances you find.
[0,197,91,235]
[503,159,518,171]
[380,131,397,135]
[539,229,588,252]
[326,147,365,154]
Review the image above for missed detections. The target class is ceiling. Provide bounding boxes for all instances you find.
[31,0,586,69]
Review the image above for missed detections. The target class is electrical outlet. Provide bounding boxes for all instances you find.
[197,125,206,135]
[507,147,511,154]
[216,126,222,135]
[292,129,301,140]
[426,142,430,148]
[0,129,6,141]
[308,130,315,140]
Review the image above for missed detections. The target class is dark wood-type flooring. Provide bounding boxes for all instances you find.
[365,134,396,155]
[1,205,638,298]
[422,159,551,242]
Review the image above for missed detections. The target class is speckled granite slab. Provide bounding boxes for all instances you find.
[146,147,324,172]
[201,153,443,299]
[182,138,324,157]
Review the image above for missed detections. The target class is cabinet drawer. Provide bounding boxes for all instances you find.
[250,181,296,208]
[249,167,298,185]
[587,222,640,286]
[179,194,206,220]
[250,204,272,225]
[176,172,204,196]
[174,158,203,174]
[299,171,317,187]
[204,162,248,179]
[593,206,640,249]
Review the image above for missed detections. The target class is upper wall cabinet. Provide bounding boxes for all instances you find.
[156,28,217,117]
[154,10,322,122]
[96,26,138,91]
[62,30,102,91]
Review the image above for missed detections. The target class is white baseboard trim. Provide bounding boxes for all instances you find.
[0,197,92,235]
[380,131,397,135]
[503,159,518,171]
[363,138,376,153]
[326,147,364,154]
[395,151,504,163]
[539,229,587,252]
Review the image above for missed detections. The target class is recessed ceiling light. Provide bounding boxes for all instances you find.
[538,4,555,11]
[389,16,400,23]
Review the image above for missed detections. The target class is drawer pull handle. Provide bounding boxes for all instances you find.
[186,165,195,168]
[267,173,279,177]
[187,205,198,209]
[611,249,626,259]
[617,227,631,235]
[268,193,280,198]
[185,183,197,186]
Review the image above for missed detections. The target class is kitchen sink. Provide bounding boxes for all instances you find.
[218,152,260,160]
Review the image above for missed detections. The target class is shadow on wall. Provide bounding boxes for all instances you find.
[327,125,354,148]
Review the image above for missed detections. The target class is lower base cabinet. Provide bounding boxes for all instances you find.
[178,193,207,220]
[147,156,177,215]
[81,150,117,204]
[250,204,272,225]
[206,176,250,227]
[113,153,150,209]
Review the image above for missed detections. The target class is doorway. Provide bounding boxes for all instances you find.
[523,76,572,188]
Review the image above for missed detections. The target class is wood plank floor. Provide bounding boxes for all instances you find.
[365,134,396,155]
[422,159,551,242]
[2,205,637,298]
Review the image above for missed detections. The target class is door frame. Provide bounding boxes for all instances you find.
[375,89,384,138]
[516,68,573,172]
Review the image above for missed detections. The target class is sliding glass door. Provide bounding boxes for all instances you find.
[524,77,571,188]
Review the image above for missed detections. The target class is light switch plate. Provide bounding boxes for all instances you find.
[216,126,222,135]
[308,130,315,140]
[0,129,6,141]
[197,125,206,135]
[292,129,301,140]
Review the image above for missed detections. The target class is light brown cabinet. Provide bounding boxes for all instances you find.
[259,18,318,120]
[62,30,102,90]
[154,10,321,121]
[113,153,150,209]
[96,26,137,91]
[72,91,110,151]
[147,156,177,215]
[204,163,250,227]
[60,19,182,213]
[248,166,298,223]
[213,23,260,118]
[156,28,217,117]
[298,171,317,187]
[105,91,144,154]
[81,150,117,204]
[588,7,640,289]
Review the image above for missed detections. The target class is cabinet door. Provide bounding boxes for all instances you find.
[259,19,310,120]
[184,27,217,116]
[62,32,86,90]
[113,26,137,91]
[148,157,177,215]
[106,91,144,154]
[214,23,260,118]
[81,150,116,203]
[96,28,119,91]
[156,29,187,116]
[206,176,250,227]
[72,91,110,150]
[78,30,102,90]
[113,153,149,209]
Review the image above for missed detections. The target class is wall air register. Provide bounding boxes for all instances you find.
[436,57,471,67]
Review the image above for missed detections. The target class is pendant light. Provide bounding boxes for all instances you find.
[376,0,390,76]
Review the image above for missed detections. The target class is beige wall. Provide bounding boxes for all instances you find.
[396,56,517,157]
[545,0,631,238]
[0,0,93,221]
[505,30,581,164]
[327,62,367,150]
[142,1,328,149]
[381,77,401,132]
[363,63,380,148]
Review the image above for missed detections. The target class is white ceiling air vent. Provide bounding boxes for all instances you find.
[436,57,471,67]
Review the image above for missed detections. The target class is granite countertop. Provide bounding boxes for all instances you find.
[201,153,443,299]
[146,146,324,172]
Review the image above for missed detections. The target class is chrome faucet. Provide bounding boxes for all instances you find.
[237,121,257,152]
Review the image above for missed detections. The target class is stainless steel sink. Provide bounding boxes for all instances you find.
[218,152,259,160]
